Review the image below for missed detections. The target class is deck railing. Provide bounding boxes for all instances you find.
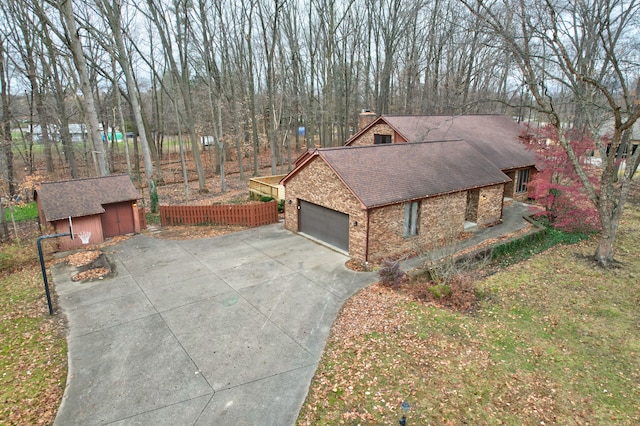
[249,175,286,200]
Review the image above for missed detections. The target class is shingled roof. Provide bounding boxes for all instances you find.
[351,114,536,171]
[283,141,511,209]
[36,174,140,222]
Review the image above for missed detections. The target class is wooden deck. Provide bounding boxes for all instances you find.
[249,175,286,200]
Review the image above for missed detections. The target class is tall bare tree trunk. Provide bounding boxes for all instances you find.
[59,0,109,176]
[0,39,15,196]
[100,0,158,209]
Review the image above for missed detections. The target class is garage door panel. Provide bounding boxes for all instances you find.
[299,201,349,251]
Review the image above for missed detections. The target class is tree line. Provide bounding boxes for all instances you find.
[0,0,639,266]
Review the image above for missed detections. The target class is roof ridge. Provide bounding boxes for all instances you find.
[41,173,129,185]
[318,139,466,152]
[382,113,507,118]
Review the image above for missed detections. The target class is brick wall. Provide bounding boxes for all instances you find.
[348,123,404,146]
[476,184,505,226]
[504,170,516,198]
[367,192,466,262]
[284,157,367,258]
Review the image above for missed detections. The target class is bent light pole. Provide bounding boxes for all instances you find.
[37,217,74,315]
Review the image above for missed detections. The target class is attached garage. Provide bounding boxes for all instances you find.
[299,200,349,252]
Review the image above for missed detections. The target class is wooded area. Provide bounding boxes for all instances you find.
[0,0,639,265]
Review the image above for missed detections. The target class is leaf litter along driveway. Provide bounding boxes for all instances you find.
[52,224,376,425]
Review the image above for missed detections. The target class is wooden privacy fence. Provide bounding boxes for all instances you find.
[138,207,147,230]
[160,201,278,227]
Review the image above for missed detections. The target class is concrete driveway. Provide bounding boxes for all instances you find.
[52,224,376,425]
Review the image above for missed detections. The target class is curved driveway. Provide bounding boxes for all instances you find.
[53,224,375,425]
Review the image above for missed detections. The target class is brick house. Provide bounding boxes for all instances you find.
[35,174,142,251]
[346,114,536,202]
[281,141,511,262]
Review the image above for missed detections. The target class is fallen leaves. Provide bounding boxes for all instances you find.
[1,263,67,426]
[65,250,101,267]
[299,203,640,424]
[71,268,110,281]
[64,250,112,282]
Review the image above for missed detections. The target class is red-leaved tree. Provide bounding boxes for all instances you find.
[523,125,602,233]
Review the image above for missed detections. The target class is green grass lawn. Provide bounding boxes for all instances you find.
[4,202,39,223]
[298,204,640,424]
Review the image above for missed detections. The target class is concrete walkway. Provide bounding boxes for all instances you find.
[52,202,535,425]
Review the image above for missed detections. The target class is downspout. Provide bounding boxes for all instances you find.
[500,195,505,222]
[365,208,370,262]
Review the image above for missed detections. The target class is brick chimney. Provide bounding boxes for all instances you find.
[358,109,377,131]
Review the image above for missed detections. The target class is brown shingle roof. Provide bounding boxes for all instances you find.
[36,174,140,222]
[294,141,510,209]
[363,115,536,171]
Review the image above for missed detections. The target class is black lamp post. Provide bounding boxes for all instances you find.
[399,401,410,425]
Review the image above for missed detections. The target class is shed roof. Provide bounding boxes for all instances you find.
[350,114,536,171]
[283,141,511,209]
[36,174,140,222]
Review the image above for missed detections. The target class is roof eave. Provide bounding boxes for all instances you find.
[364,179,511,210]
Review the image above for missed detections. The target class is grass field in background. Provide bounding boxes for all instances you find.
[3,202,38,223]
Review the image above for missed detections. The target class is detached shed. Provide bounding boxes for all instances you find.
[35,174,142,251]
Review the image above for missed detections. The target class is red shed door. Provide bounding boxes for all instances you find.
[101,202,135,238]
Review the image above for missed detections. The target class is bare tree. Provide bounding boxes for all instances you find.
[0,36,15,196]
[43,0,110,176]
[5,0,57,174]
[94,0,159,210]
[144,0,207,192]
[462,0,640,267]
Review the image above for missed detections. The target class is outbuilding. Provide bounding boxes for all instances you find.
[281,141,511,263]
[35,174,142,251]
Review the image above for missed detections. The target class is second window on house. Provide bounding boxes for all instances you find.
[374,134,392,144]
[403,201,420,237]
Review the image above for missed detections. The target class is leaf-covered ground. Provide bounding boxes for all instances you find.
[298,204,640,424]
[0,261,67,425]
